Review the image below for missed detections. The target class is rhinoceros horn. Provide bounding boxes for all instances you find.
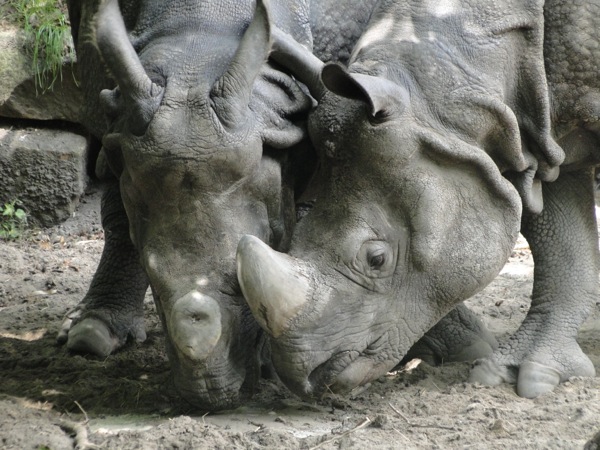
[95,0,164,135]
[237,235,311,337]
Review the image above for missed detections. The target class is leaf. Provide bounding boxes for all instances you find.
[15,209,27,221]
[3,203,15,216]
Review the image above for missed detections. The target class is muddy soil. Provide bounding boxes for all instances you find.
[1,184,599,449]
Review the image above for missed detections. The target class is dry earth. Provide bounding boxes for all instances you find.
[1,184,599,449]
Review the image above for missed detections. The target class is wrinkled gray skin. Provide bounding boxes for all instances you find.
[57,0,392,412]
[59,0,498,408]
[237,0,600,399]
[59,0,315,410]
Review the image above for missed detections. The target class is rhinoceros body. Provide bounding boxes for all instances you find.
[60,0,520,408]
[238,0,600,399]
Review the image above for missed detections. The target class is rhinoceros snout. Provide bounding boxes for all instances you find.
[165,289,261,410]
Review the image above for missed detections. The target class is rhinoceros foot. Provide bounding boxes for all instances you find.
[468,358,517,387]
[57,303,146,357]
[516,361,563,398]
[66,318,120,357]
[469,358,563,398]
[469,340,595,398]
[404,303,498,365]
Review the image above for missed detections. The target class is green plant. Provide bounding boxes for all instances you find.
[8,0,74,92]
[0,200,28,240]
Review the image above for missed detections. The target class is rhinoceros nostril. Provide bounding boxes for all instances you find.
[190,314,207,323]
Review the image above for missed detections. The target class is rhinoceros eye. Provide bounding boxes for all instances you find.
[368,251,386,269]
[356,240,393,277]
[370,108,392,124]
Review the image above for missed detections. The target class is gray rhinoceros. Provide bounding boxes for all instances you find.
[60,0,314,410]
[237,0,599,399]
[60,0,497,408]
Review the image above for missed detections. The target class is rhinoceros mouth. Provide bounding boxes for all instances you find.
[172,366,248,411]
[169,326,262,411]
[307,349,362,394]
[305,334,395,397]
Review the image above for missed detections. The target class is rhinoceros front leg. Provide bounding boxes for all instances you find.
[470,168,597,397]
[56,180,149,356]
[403,302,498,366]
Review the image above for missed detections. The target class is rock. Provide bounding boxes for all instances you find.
[0,124,88,227]
[0,22,92,229]
[0,25,28,103]
[0,24,82,123]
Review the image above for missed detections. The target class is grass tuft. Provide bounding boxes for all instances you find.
[4,0,74,93]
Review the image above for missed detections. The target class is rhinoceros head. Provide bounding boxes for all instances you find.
[237,29,524,398]
[93,0,311,409]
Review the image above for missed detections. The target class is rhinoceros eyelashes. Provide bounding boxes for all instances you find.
[371,108,393,124]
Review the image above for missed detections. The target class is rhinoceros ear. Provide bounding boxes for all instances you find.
[95,0,164,135]
[210,0,272,129]
[269,27,326,101]
[321,63,408,119]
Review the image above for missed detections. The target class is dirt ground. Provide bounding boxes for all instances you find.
[1,184,599,450]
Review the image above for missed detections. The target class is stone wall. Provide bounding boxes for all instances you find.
[0,123,88,227]
[0,23,91,228]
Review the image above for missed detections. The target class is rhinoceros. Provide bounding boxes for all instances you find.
[237,0,599,399]
[58,0,316,410]
[59,0,498,408]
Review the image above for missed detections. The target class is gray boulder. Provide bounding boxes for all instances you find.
[0,24,82,123]
[0,124,88,227]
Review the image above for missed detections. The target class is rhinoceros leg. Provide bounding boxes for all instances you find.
[470,168,597,398]
[403,302,498,366]
[56,180,149,356]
